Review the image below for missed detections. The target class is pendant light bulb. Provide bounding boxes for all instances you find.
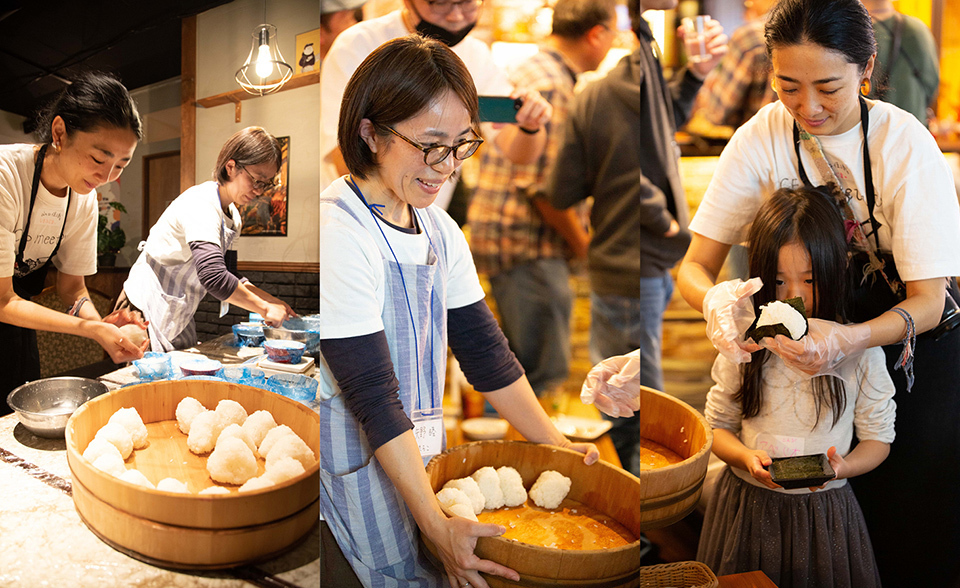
[255,44,273,78]
[236,23,293,96]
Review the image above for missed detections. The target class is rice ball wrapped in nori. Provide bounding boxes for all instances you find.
[747,297,808,341]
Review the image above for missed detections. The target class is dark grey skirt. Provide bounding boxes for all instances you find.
[696,467,881,588]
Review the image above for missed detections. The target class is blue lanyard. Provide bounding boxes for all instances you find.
[347,176,436,410]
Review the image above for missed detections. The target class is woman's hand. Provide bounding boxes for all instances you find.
[702,278,764,363]
[580,350,640,418]
[743,449,779,489]
[428,515,520,588]
[761,319,870,377]
[261,302,291,327]
[89,321,145,363]
[676,16,728,79]
[102,307,148,330]
[511,88,552,133]
[556,438,600,465]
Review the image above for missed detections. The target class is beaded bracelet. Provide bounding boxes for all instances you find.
[68,296,91,317]
[890,307,916,393]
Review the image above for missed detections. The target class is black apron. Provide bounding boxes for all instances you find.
[0,144,71,409]
[792,100,960,588]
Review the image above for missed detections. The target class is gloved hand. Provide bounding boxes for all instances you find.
[761,319,871,377]
[580,350,640,418]
[702,277,764,363]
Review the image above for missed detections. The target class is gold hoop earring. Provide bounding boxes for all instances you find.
[53,142,60,153]
[860,79,871,96]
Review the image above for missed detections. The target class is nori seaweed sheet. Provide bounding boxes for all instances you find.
[745,296,808,341]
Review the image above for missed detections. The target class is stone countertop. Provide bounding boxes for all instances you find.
[0,367,320,587]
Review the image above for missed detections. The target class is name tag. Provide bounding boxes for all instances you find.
[411,408,443,458]
[755,433,804,458]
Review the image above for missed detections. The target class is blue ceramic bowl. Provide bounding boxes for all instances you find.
[220,365,268,388]
[263,340,306,364]
[133,352,175,381]
[179,358,223,377]
[268,373,318,403]
[232,322,265,347]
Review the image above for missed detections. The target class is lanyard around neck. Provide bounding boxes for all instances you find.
[16,144,72,275]
[793,96,881,251]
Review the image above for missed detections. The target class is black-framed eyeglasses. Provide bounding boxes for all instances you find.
[238,165,279,192]
[423,0,482,17]
[378,124,484,166]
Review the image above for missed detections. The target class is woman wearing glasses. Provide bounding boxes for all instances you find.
[117,126,295,351]
[317,36,598,588]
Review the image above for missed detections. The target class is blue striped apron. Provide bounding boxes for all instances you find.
[126,188,239,351]
[318,192,448,588]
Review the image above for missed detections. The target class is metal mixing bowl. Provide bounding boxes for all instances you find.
[7,377,108,438]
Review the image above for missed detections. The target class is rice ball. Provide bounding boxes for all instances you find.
[265,434,316,471]
[448,503,479,522]
[187,410,225,454]
[94,422,133,460]
[83,438,123,464]
[264,456,306,483]
[436,487,478,522]
[118,323,148,347]
[442,477,485,514]
[257,424,296,458]
[157,478,189,493]
[497,466,527,507]
[529,470,571,510]
[471,466,505,510]
[108,407,149,449]
[207,436,258,485]
[199,486,231,496]
[241,410,277,448]
[119,468,154,489]
[238,475,275,493]
[215,399,247,427]
[92,453,126,477]
[756,299,807,340]
[217,423,257,454]
[176,397,207,434]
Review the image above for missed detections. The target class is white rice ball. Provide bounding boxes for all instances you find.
[529,470,571,510]
[257,424,296,458]
[108,407,149,449]
[265,434,316,471]
[756,300,807,340]
[448,503,479,522]
[264,456,306,483]
[82,438,123,464]
[199,486,231,496]
[497,466,527,507]
[441,477,485,514]
[118,323,148,347]
[92,453,126,477]
[119,468,154,489]
[471,466,505,510]
[94,422,133,460]
[207,436,258,485]
[187,410,225,455]
[176,397,207,434]
[157,478,189,493]
[436,487,477,521]
[215,399,247,427]
[241,410,277,448]
[238,475,275,493]
[217,423,257,454]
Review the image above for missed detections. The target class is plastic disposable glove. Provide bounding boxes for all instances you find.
[761,319,871,377]
[580,350,640,418]
[702,277,764,363]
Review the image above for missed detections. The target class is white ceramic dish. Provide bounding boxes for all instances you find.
[550,414,613,440]
[460,417,509,441]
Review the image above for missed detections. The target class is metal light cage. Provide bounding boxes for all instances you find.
[235,23,293,96]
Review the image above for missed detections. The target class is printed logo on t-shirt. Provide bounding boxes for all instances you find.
[15,194,68,277]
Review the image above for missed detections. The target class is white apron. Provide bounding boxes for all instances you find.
[126,190,239,351]
[318,192,449,588]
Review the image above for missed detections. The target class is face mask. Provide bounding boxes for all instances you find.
[409,2,476,47]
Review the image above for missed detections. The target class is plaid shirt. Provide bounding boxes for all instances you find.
[696,19,778,127]
[468,47,586,277]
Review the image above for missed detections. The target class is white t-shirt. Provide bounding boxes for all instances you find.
[134,181,239,265]
[319,10,513,206]
[317,176,485,340]
[705,347,896,494]
[0,144,97,279]
[690,100,960,282]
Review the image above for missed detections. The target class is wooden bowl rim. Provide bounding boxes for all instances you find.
[640,386,714,473]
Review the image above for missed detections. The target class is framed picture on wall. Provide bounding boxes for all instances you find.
[295,28,320,74]
[240,136,289,236]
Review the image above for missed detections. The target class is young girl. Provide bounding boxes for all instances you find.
[696,185,896,588]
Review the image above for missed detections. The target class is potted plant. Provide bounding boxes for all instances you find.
[97,201,127,267]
